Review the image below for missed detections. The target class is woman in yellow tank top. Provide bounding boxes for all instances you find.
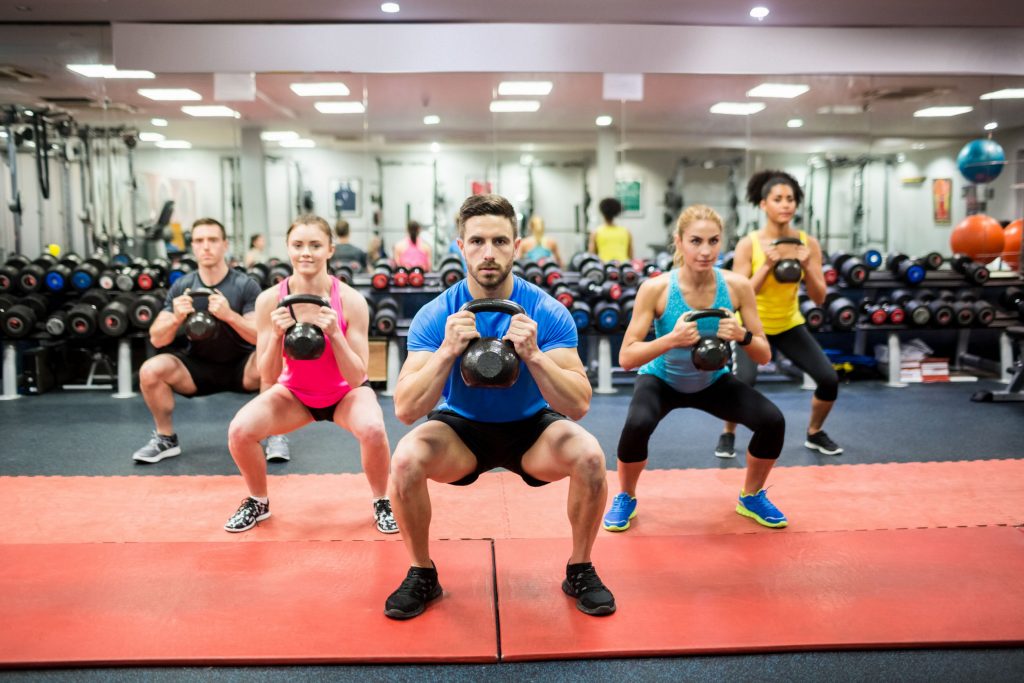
[716,170,843,458]
[588,197,633,262]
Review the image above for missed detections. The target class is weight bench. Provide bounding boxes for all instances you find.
[972,325,1024,403]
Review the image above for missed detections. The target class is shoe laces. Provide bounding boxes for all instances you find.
[235,497,263,519]
[396,570,436,600]
[567,565,606,595]
[609,493,633,512]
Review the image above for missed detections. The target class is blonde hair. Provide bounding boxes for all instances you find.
[673,205,723,267]
[529,215,545,238]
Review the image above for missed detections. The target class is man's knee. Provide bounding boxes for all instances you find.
[565,431,607,483]
[139,356,173,387]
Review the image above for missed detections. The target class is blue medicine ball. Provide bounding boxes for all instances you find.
[957,139,1005,184]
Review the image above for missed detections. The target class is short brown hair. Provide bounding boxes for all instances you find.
[457,193,516,238]
[191,217,226,239]
[334,219,350,239]
[287,214,332,239]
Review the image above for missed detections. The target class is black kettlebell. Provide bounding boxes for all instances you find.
[684,308,732,372]
[771,237,804,283]
[279,294,330,361]
[460,298,526,388]
[185,288,219,342]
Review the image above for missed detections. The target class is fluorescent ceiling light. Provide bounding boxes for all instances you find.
[984,122,998,131]
[430,142,441,153]
[290,82,350,97]
[260,131,300,142]
[381,2,400,12]
[139,88,202,101]
[747,83,809,99]
[913,106,972,118]
[280,139,316,148]
[912,143,927,150]
[750,6,770,20]
[498,81,553,96]
[980,88,1024,100]
[595,115,613,127]
[155,140,192,149]
[710,102,765,115]
[182,105,240,118]
[150,118,168,127]
[138,132,165,142]
[817,105,864,115]
[490,100,541,113]
[67,64,154,79]
[787,118,804,128]
[315,101,366,114]
[896,153,906,163]
[423,115,441,125]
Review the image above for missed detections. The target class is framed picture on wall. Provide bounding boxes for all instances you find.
[331,178,361,217]
[933,178,952,225]
[468,179,493,196]
[615,178,643,218]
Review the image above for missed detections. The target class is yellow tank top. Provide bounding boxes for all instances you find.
[594,225,630,262]
[749,229,807,335]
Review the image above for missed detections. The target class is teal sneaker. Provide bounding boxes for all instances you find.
[736,489,788,528]
[602,492,638,532]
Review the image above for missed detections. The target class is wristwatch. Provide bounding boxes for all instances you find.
[738,329,753,346]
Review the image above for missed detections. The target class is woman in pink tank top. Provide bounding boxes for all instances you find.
[223,214,398,536]
[394,220,432,270]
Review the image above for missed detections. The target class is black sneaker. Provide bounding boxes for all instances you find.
[804,430,843,456]
[714,432,736,459]
[374,498,399,534]
[224,497,271,533]
[384,565,442,620]
[132,432,181,463]
[562,562,616,616]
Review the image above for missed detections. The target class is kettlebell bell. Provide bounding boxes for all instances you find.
[279,294,330,361]
[460,298,526,388]
[771,237,804,283]
[684,308,732,372]
[185,288,219,342]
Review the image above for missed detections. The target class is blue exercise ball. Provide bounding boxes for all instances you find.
[957,138,1005,184]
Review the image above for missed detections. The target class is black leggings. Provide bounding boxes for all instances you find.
[734,324,839,402]
[618,374,785,463]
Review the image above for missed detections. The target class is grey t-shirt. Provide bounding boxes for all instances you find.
[334,242,368,271]
[163,268,262,362]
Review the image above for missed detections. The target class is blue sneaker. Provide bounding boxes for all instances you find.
[602,492,638,532]
[736,489,788,528]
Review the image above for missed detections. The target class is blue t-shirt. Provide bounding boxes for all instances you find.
[407,276,578,422]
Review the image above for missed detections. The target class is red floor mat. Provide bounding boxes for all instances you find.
[495,527,1024,661]
[0,539,497,666]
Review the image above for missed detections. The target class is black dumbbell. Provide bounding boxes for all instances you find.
[951,254,990,285]
[603,261,621,282]
[593,301,622,332]
[916,289,954,327]
[619,262,640,287]
[552,283,575,308]
[439,257,465,289]
[168,258,197,286]
[373,296,399,335]
[135,260,166,290]
[831,253,869,286]
[821,264,839,287]
[99,295,137,337]
[268,262,292,285]
[824,288,857,330]
[16,258,50,293]
[799,293,825,331]
[542,262,563,288]
[130,290,165,329]
[937,290,975,327]
[891,289,932,326]
[247,263,270,288]
[44,259,76,292]
[407,266,425,288]
[579,277,622,303]
[1,293,48,338]
[332,263,354,285]
[577,255,605,284]
[0,255,31,293]
[957,290,995,327]
[570,301,592,331]
[878,298,906,326]
[1000,287,1024,319]
[371,259,393,290]
[860,298,889,326]
[67,290,109,338]
[44,305,73,337]
[916,252,944,270]
[887,254,926,285]
[518,260,544,287]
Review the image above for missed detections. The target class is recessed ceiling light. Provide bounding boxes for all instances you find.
[381,2,400,13]
[138,132,165,142]
[261,131,300,142]
[750,6,770,20]
[290,82,350,97]
[912,143,927,150]
[67,64,155,79]
[747,83,809,99]
[430,142,441,153]
[787,118,804,128]
[896,153,906,163]
[816,105,864,115]
[280,139,316,148]
[155,140,192,149]
[980,88,1024,100]
[595,115,613,127]
[138,88,202,101]
[150,118,168,127]
[181,105,240,118]
[490,100,541,113]
[913,106,972,118]
[497,81,553,96]
[984,121,998,131]
[710,102,765,115]
[315,101,366,114]
[423,115,441,125]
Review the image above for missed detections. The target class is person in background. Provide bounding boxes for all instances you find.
[519,216,563,267]
[588,198,633,262]
[334,219,368,272]
[244,234,266,268]
[368,229,388,264]
[394,220,433,272]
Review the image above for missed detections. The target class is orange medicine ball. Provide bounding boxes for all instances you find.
[950,214,1005,262]
[1002,219,1022,270]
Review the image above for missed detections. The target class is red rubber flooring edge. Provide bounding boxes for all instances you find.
[495,527,1024,661]
[0,539,497,667]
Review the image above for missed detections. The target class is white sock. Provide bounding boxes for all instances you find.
[251,496,269,504]
[373,496,389,503]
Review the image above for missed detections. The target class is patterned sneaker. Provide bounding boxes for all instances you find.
[562,563,616,616]
[736,489,788,528]
[264,434,291,462]
[384,565,443,620]
[602,492,638,532]
[132,432,181,464]
[224,497,271,533]
[374,498,399,534]
[715,432,737,459]
[804,430,843,456]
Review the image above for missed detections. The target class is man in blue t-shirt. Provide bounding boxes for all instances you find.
[383,194,616,621]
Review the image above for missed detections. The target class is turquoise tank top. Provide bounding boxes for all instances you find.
[526,244,554,263]
[638,268,732,393]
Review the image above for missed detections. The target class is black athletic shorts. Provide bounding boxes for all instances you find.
[171,351,252,397]
[296,380,371,422]
[426,407,568,487]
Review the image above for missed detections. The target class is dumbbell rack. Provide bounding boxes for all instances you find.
[1,333,138,400]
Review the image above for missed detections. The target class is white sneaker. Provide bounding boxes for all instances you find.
[264,434,291,462]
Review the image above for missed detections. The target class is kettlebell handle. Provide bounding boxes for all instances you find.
[460,298,526,317]
[188,287,213,299]
[279,294,330,309]
[683,308,730,323]
[770,237,803,247]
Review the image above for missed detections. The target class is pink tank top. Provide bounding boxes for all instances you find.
[277,276,360,408]
[396,237,430,270]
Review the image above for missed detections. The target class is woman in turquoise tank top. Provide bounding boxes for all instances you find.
[519,215,563,266]
[602,205,790,532]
